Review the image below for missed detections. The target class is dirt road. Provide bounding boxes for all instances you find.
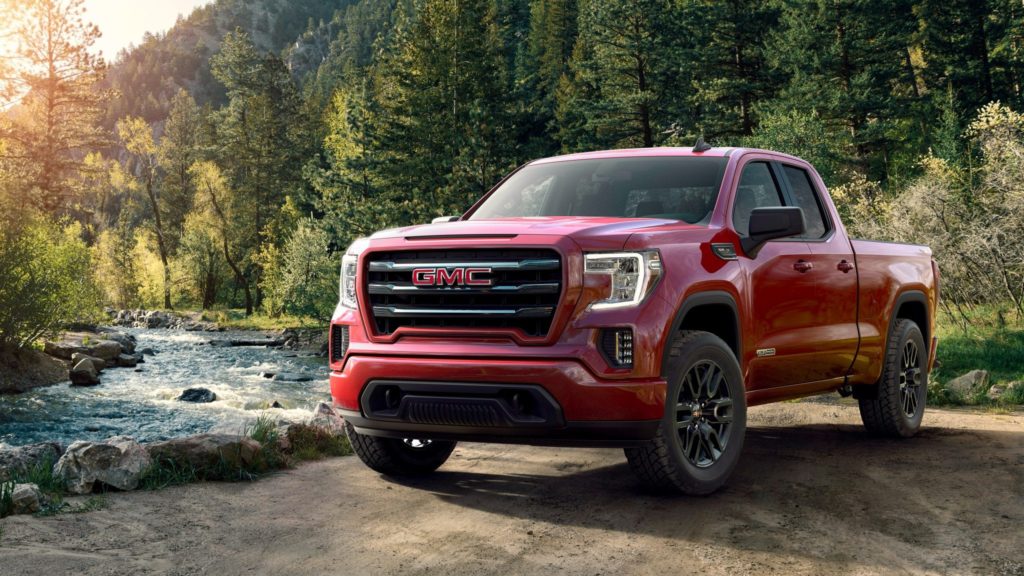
[1,400,1021,576]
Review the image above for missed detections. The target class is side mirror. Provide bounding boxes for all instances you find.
[431,216,460,224]
[740,207,805,257]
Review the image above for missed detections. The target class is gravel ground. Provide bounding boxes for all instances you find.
[1,400,1021,576]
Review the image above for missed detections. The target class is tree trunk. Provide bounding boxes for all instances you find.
[144,168,173,309]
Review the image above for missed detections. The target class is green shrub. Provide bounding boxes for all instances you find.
[0,208,102,348]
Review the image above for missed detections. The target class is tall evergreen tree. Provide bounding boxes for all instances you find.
[0,0,108,212]
[519,0,578,157]
[682,0,780,139]
[159,90,203,253]
[768,0,918,179]
[369,0,517,218]
[210,30,307,314]
[557,0,681,150]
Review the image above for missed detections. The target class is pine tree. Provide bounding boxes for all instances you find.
[682,0,780,140]
[0,0,108,212]
[368,0,517,218]
[557,0,682,150]
[519,0,578,157]
[767,0,918,180]
[159,90,203,253]
[210,30,307,313]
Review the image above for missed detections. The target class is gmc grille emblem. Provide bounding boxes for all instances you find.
[412,267,493,287]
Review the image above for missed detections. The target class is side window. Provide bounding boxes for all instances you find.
[782,165,830,239]
[733,162,784,236]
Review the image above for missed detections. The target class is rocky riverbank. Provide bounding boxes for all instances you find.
[0,309,327,395]
[0,402,348,517]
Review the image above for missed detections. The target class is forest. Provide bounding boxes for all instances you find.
[0,0,1023,347]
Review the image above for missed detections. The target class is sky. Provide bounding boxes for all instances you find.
[83,0,213,60]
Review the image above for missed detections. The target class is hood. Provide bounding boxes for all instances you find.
[369,217,699,251]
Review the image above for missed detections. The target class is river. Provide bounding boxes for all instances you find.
[0,328,330,447]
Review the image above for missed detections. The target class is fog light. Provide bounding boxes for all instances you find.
[601,328,634,368]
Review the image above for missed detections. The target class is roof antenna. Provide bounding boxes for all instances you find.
[693,136,712,153]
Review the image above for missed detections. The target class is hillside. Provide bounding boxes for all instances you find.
[102,0,358,125]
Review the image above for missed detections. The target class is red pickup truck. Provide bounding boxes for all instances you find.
[328,147,938,494]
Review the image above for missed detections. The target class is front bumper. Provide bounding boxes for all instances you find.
[330,355,666,446]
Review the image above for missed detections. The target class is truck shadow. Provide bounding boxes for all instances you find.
[390,422,1023,571]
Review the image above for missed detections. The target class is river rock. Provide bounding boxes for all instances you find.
[115,353,139,368]
[946,370,988,397]
[10,483,43,515]
[139,348,157,356]
[69,359,100,386]
[178,388,217,403]
[43,340,80,360]
[53,436,151,494]
[146,434,263,474]
[102,332,136,355]
[309,402,345,435]
[273,372,314,382]
[71,352,105,372]
[88,340,123,361]
[0,442,63,481]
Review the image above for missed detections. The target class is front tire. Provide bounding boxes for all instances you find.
[624,331,747,495]
[859,319,927,437]
[345,421,456,476]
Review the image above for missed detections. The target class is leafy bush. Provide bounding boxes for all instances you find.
[0,208,103,348]
[260,220,337,322]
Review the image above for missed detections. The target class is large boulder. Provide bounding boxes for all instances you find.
[43,340,81,360]
[0,347,69,394]
[69,358,100,386]
[178,388,216,403]
[53,436,151,494]
[946,370,989,397]
[87,340,122,361]
[0,442,63,482]
[101,332,136,355]
[71,352,105,372]
[309,402,345,435]
[10,483,44,515]
[146,434,263,475]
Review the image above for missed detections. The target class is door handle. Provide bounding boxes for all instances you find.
[837,260,855,273]
[793,260,813,273]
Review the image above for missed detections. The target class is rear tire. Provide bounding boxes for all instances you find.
[859,319,927,437]
[345,421,456,476]
[624,331,746,495]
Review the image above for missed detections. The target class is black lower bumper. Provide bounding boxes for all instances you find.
[340,409,660,447]
[341,378,659,447]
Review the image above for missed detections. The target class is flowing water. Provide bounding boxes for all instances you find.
[0,328,331,447]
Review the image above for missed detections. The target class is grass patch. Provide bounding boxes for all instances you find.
[196,308,322,331]
[139,456,199,490]
[9,453,63,495]
[286,424,352,461]
[930,307,1024,407]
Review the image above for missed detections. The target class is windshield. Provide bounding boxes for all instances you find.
[468,156,728,224]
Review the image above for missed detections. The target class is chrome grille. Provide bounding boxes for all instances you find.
[365,249,562,337]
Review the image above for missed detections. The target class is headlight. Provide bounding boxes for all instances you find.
[584,251,662,310]
[339,253,359,310]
